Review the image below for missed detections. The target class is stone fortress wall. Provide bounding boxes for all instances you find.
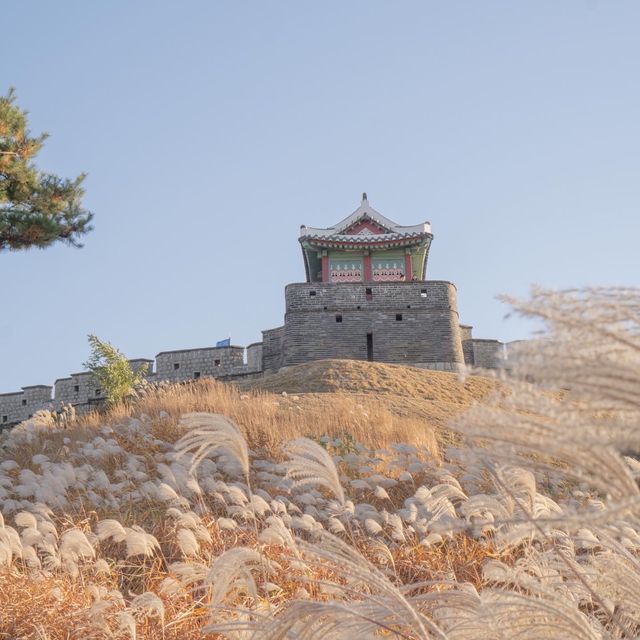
[0,345,263,429]
[263,280,508,373]
[0,386,55,429]
[0,316,509,429]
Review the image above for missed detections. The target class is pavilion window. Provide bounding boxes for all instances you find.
[329,258,363,283]
[372,257,405,282]
[1,416,7,424]
[194,372,201,379]
[174,363,180,370]
[214,359,221,367]
[335,314,343,323]
[22,399,27,406]
[396,314,403,321]
[74,385,79,393]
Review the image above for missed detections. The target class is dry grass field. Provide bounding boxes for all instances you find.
[0,363,501,638]
[80,360,500,453]
[0,286,638,640]
[235,359,496,400]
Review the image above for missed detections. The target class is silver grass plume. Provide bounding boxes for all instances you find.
[59,529,95,562]
[96,518,127,543]
[207,547,270,608]
[455,288,640,511]
[175,413,250,480]
[14,511,38,530]
[437,589,603,640]
[124,526,160,558]
[455,382,640,505]
[116,611,137,640]
[202,547,278,634]
[176,528,200,556]
[129,591,165,626]
[251,530,446,640]
[165,560,209,594]
[502,286,640,413]
[0,525,22,567]
[452,287,640,636]
[259,515,301,558]
[284,437,345,506]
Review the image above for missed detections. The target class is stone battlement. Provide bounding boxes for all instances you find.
[0,345,262,429]
[284,280,458,311]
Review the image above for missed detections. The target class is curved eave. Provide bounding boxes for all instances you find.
[300,243,311,282]
[301,222,432,238]
[300,233,432,251]
[418,235,433,279]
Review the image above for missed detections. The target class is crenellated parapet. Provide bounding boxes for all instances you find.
[0,385,53,429]
[0,345,262,429]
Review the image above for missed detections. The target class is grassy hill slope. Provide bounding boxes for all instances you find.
[237,358,496,401]
[0,362,504,638]
[238,358,500,434]
[79,360,499,455]
[76,360,500,455]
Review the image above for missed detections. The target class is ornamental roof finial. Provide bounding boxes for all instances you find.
[362,192,368,203]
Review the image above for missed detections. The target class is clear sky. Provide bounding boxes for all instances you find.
[1,1,638,392]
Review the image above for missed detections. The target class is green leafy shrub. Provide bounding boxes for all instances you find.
[83,335,148,407]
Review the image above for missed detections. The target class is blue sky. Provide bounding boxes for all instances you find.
[1,1,637,392]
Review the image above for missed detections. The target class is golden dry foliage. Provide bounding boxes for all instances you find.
[0,366,498,639]
[2,289,639,639]
[0,402,498,639]
[237,358,497,402]
[0,533,499,639]
[79,382,435,455]
[78,360,498,454]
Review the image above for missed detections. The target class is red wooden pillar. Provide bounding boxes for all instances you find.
[321,254,329,282]
[363,254,372,282]
[404,253,413,280]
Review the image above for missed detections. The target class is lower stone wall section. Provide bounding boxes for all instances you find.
[262,326,284,372]
[0,347,257,428]
[247,343,263,370]
[0,385,53,428]
[471,339,504,370]
[0,281,510,429]
[155,347,244,382]
[414,362,466,373]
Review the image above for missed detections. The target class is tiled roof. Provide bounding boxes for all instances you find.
[300,194,431,240]
[301,231,430,243]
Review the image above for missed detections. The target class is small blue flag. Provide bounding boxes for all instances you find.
[216,338,231,347]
